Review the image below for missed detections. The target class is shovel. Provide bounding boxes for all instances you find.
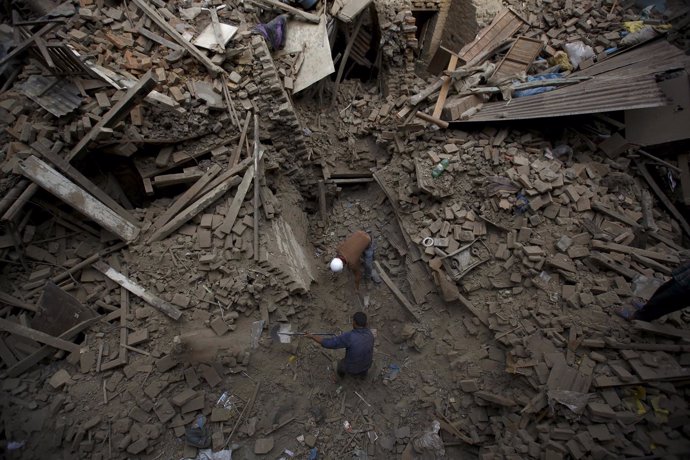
[269,324,334,344]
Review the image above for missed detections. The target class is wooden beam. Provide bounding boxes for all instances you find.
[252,113,260,261]
[195,157,253,199]
[218,166,255,234]
[331,12,365,107]
[131,0,224,75]
[2,184,38,222]
[633,320,690,342]
[67,71,157,162]
[148,175,241,242]
[678,153,690,205]
[432,55,459,119]
[7,315,102,377]
[19,156,140,242]
[0,292,38,312]
[230,112,252,167]
[0,22,58,67]
[414,111,449,129]
[247,0,320,23]
[33,142,140,227]
[636,161,690,238]
[374,261,422,322]
[149,164,222,232]
[590,240,679,264]
[588,251,639,279]
[0,318,80,354]
[93,262,182,320]
[0,336,18,368]
[137,26,184,52]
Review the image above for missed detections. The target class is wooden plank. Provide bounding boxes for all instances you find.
[137,26,184,52]
[218,166,255,234]
[0,318,80,354]
[637,161,690,238]
[633,320,690,342]
[588,251,639,279]
[590,240,679,264]
[252,113,260,261]
[33,142,140,227]
[331,12,365,107]
[195,157,253,199]
[19,156,140,243]
[67,71,156,161]
[0,292,38,312]
[152,170,204,187]
[93,262,182,320]
[678,153,690,205]
[457,8,525,66]
[591,201,683,251]
[2,184,38,222]
[148,175,241,242]
[149,164,221,232]
[131,0,224,75]
[6,316,102,377]
[630,252,673,275]
[0,23,57,67]
[247,0,320,24]
[230,112,252,167]
[374,261,422,322]
[432,55,459,119]
[490,36,543,84]
[0,336,19,368]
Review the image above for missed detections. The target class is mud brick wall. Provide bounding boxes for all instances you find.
[250,36,309,163]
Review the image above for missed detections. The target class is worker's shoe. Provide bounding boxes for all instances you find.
[614,301,643,321]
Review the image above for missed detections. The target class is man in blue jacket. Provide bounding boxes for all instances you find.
[307,312,374,379]
[616,260,690,321]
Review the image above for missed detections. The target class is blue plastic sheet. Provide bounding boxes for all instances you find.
[513,73,566,98]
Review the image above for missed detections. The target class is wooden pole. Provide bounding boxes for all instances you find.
[253,113,260,261]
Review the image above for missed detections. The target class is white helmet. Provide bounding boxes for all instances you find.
[330,258,344,273]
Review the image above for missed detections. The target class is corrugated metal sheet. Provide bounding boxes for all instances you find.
[19,75,82,117]
[454,39,690,123]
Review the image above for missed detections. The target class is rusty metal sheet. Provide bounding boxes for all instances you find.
[455,39,689,123]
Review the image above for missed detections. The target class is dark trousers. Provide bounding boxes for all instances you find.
[636,279,690,322]
[337,359,368,379]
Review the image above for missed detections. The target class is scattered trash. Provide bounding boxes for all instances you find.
[250,320,265,348]
[343,420,353,433]
[383,364,401,382]
[185,415,211,449]
[308,448,318,460]
[547,390,593,415]
[181,449,233,460]
[564,41,595,69]
[431,159,449,178]
[411,420,445,457]
[7,441,26,450]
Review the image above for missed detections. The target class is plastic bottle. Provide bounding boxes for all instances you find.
[431,159,449,178]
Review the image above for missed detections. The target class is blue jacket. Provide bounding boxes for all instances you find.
[321,328,374,374]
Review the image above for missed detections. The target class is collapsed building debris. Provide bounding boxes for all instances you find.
[1,0,690,458]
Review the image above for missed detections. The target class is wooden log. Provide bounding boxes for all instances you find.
[7,315,103,377]
[374,261,422,322]
[415,111,449,129]
[2,184,38,222]
[51,242,128,285]
[408,78,444,106]
[0,318,80,354]
[0,179,30,217]
[148,175,242,242]
[131,0,224,75]
[630,252,673,275]
[19,156,140,243]
[230,112,252,167]
[93,261,182,320]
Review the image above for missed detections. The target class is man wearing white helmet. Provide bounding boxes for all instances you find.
[330,230,378,291]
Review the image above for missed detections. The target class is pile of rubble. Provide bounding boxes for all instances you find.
[1,0,690,458]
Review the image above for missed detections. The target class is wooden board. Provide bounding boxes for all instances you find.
[32,281,96,337]
[633,320,690,342]
[19,156,140,242]
[678,153,690,206]
[93,262,182,320]
[457,8,526,67]
[67,71,156,161]
[0,318,80,354]
[490,35,543,84]
[218,166,255,234]
[374,261,422,322]
[7,315,102,377]
[590,240,679,264]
